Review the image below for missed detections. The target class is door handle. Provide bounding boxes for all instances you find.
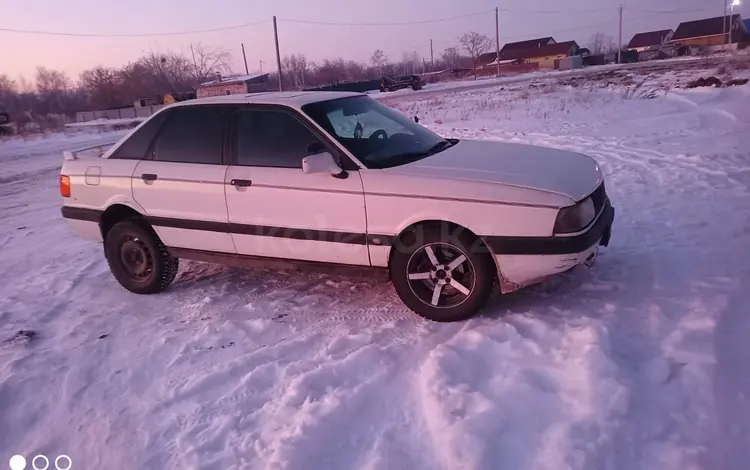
[141,173,158,182]
[230,179,252,187]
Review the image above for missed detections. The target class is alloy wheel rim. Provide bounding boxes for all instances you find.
[406,242,475,309]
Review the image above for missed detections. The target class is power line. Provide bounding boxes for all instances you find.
[277,9,494,26]
[0,19,270,37]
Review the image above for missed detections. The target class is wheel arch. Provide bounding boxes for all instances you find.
[387,219,501,283]
[99,203,146,241]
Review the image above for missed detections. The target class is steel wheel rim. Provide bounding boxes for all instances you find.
[119,235,153,282]
[406,242,475,309]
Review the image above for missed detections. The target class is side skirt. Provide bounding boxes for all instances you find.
[168,247,390,280]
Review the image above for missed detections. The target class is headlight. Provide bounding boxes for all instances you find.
[554,197,597,234]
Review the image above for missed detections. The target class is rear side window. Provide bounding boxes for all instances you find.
[109,110,169,160]
[151,106,226,165]
[235,109,323,168]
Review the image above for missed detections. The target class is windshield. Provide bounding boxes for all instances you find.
[301,95,452,169]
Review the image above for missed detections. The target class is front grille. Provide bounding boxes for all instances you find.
[589,182,606,214]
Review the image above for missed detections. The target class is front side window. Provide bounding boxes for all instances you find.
[234,109,324,168]
[151,106,226,165]
[302,96,452,169]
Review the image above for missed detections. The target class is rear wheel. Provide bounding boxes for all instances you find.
[390,227,494,322]
[104,219,179,294]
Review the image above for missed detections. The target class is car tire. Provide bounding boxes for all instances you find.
[104,219,179,294]
[389,226,494,322]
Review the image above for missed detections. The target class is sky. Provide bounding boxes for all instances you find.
[1,0,745,83]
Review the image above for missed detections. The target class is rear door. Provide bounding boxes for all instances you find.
[132,105,235,253]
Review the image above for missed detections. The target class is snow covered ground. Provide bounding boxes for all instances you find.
[1,73,749,470]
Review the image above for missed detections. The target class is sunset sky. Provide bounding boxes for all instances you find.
[1,0,741,82]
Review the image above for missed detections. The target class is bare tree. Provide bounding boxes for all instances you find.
[442,47,460,69]
[345,60,368,80]
[399,51,421,75]
[0,74,16,94]
[80,67,124,109]
[315,58,348,85]
[371,49,388,76]
[36,67,69,93]
[189,43,233,83]
[17,76,34,93]
[588,32,618,55]
[282,53,309,89]
[459,32,492,77]
[120,51,197,102]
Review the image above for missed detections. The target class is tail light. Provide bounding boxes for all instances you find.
[60,175,71,197]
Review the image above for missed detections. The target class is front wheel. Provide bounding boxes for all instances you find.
[104,219,179,294]
[390,227,494,321]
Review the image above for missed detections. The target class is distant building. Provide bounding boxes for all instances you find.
[500,41,580,69]
[477,37,558,66]
[196,73,271,99]
[671,15,746,48]
[627,29,674,52]
[501,37,556,53]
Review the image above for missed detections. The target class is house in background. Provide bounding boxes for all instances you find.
[500,37,556,53]
[627,29,674,52]
[670,15,747,50]
[196,73,271,99]
[477,37,558,67]
[500,41,580,69]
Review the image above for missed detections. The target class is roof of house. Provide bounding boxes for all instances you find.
[477,51,499,65]
[500,37,555,52]
[199,73,269,87]
[500,41,579,60]
[627,29,673,48]
[167,91,363,109]
[672,15,742,40]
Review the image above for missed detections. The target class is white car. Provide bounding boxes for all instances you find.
[60,91,614,322]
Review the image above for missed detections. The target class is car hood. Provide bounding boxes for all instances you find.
[386,139,603,202]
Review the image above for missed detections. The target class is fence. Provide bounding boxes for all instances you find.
[75,104,164,123]
[475,63,539,77]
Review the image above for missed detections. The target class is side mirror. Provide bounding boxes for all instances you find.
[302,151,348,179]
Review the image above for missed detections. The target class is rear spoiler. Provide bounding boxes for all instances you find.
[63,140,118,161]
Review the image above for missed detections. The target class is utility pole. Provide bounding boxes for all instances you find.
[241,43,249,75]
[495,7,501,77]
[272,16,283,91]
[430,39,435,70]
[617,4,623,64]
[723,0,730,50]
[190,44,198,70]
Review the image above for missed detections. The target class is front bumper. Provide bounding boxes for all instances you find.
[488,201,615,292]
[484,199,615,256]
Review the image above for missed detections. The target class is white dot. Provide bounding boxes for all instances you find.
[9,455,27,470]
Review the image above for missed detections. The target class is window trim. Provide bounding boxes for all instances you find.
[144,104,234,166]
[228,104,360,171]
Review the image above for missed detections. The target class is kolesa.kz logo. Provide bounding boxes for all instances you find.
[9,454,72,470]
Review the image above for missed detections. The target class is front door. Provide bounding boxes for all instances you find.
[224,107,369,265]
[132,105,235,253]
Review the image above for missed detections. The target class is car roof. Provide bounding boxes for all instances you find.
[170,91,364,109]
